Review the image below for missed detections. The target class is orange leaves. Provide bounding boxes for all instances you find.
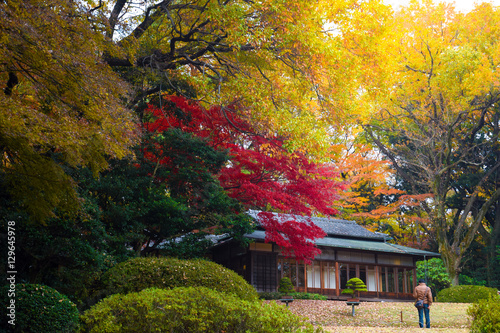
[332,138,433,246]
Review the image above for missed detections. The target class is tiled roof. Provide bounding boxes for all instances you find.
[246,210,440,258]
[245,230,440,257]
[247,210,389,241]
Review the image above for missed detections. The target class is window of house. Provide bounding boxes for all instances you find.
[298,262,305,288]
[366,266,377,292]
[387,267,395,292]
[340,263,348,289]
[306,262,321,288]
[322,262,336,289]
[252,253,277,292]
[398,269,405,293]
[380,267,387,292]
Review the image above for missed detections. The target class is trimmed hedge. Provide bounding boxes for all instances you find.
[437,285,499,303]
[289,292,328,300]
[0,284,79,333]
[468,296,500,333]
[80,287,322,333]
[259,292,327,300]
[96,257,258,302]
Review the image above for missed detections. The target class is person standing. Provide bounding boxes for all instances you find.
[413,278,433,328]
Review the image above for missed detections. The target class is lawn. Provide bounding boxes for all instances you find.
[278,300,471,333]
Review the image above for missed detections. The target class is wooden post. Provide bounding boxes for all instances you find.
[385,267,389,293]
[413,268,417,290]
[304,261,306,293]
[395,267,399,297]
[335,261,340,297]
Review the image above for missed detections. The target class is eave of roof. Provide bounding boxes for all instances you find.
[247,210,390,241]
[245,230,440,258]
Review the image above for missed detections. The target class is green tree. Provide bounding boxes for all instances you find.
[341,277,368,298]
[0,189,122,305]
[278,277,295,295]
[416,258,451,296]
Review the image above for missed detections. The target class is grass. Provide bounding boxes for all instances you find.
[277,300,470,332]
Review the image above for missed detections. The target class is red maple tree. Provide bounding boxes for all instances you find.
[143,96,345,262]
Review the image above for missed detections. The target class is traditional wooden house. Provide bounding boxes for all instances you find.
[211,211,440,301]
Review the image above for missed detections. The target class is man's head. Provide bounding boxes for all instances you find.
[418,279,426,284]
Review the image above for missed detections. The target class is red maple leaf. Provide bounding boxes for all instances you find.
[144,96,345,262]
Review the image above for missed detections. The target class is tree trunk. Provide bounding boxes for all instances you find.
[488,204,500,286]
[439,242,462,286]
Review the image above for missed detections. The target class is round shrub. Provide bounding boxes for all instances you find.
[80,287,321,333]
[97,257,258,301]
[0,283,79,333]
[341,277,367,296]
[278,277,295,294]
[468,296,500,333]
[437,285,499,303]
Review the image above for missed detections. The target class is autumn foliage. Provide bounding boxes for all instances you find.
[0,0,138,221]
[334,142,433,247]
[144,96,344,262]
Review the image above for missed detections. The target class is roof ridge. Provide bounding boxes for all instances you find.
[249,210,358,224]
[247,210,388,241]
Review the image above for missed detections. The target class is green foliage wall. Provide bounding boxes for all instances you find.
[0,199,122,306]
[80,287,321,333]
[0,284,79,333]
[95,257,258,302]
[458,239,499,288]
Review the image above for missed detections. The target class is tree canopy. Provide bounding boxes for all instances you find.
[4,0,500,298]
[0,0,138,221]
[144,95,343,261]
[362,0,500,284]
[98,0,391,154]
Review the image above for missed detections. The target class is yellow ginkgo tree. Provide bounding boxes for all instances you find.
[362,0,500,285]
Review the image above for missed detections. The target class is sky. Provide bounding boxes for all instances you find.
[385,0,500,12]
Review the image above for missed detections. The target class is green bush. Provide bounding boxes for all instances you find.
[290,292,328,300]
[437,285,499,303]
[468,296,500,333]
[95,257,258,302]
[341,277,367,296]
[0,283,79,333]
[259,291,283,300]
[278,277,295,294]
[80,287,323,333]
